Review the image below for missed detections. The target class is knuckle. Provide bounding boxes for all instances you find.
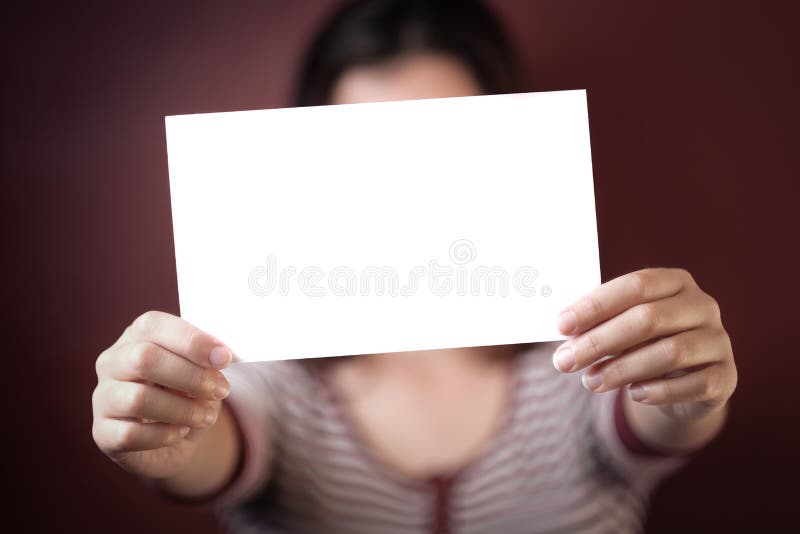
[114,423,138,451]
[132,310,160,337]
[93,381,118,414]
[720,330,734,356]
[91,421,104,447]
[663,337,687,368]
[128,342,149,367]
[186,367,204,393]
[581,331,601,358]
[93,421,118,453]
[185,402,205,426]
[95,350,106,378]
[185,368,211,395]
[675,267,695,285]
[701,373,722,401]
[119,326,135,344]
[129,342,160,377]
[629,271,649,300]
[192,369,216,396]
[161,428,178,446]
[175,398,195,426]
[636,303,662,334]
[660,378,674,402]
[727,364,739,395]
[184,365,204,394]
[707,296,722,322]
[184,329,199,356]
[582,295,603,319]
[606,360,628,386]
[574,296,602,327]
[124,383,150,413]
[91,384,104,411]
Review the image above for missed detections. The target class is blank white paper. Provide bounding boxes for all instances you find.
[165,90,600,361]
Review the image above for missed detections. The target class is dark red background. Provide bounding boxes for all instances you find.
[5,1,799,532]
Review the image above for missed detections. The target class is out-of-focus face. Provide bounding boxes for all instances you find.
[330,52,482,105]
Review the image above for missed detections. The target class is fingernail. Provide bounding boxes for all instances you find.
[582,372,603,391]
[553,346,575,372]
[204,406,217,426]
[209,346,232,368]
[213,379,230,400]
[179,426,191,437]
[558,309,577,334]
[629,385,647,402]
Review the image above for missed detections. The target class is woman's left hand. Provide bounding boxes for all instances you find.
[552,268,737,420]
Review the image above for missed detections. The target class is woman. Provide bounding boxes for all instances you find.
[91,1,737,532]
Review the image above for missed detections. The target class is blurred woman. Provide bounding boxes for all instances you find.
[92,1,737,532]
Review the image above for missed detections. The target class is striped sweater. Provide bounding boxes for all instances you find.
[214,341,690,533]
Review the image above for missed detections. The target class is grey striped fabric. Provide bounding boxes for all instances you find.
[215,341,689,533]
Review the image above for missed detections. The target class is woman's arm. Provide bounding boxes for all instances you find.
[623,392,729,453]
[551,268,738,452]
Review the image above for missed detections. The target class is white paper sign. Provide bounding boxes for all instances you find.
[165,90,600,361]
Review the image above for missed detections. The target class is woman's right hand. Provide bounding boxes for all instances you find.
[92,311,233,479]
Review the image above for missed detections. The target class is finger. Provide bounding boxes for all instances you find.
[100,380,218,428]
[103,341,230,400]
[553,289,716,372]
[557,268,693,336]
[119,311,232,369]
[627,362,736,405]
[93,419,190,454]
[580,328,728,393]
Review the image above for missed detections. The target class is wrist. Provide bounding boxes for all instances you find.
[623,388,729,454]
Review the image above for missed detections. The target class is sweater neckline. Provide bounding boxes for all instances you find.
[310,348,529,492]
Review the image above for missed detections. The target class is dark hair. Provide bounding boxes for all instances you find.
[293,0,520,107]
